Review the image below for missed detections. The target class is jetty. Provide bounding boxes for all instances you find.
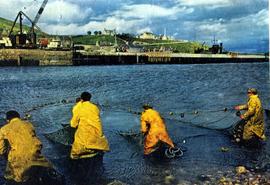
[0,49,268,66]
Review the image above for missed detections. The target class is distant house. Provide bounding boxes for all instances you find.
[160,35,168,40]
[160,30,174,41]
[103,29,116,36]
[160,34,174,41]
[138,32,158,40]
[47,37,61,49]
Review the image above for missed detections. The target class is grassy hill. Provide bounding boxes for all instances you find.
[72,35,123,45]
[72,34,208,53]
[0,17,46,36]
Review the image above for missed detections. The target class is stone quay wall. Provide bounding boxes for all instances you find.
[0,49,73,66]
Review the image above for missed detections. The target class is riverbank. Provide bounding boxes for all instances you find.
[0,49,268,66]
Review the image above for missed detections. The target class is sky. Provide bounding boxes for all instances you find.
[0,0,269,53]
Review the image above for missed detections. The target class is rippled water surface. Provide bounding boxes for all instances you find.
[0,63,270,184]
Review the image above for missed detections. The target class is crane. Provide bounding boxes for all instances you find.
[8,0,48,47]
[28,0,48,36]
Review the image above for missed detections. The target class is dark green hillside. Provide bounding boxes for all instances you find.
[72,34,208,53]
[0,17,46,36]
[72,35,126,46]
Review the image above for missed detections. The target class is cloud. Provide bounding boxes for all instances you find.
[178,8,269,52]
[41,17,141,35]
[39,23,80,35]
[0,0,92,25]
[84,17,140,34]
[232,9,269,27]
[198,23,227,35]
[40,0,92,24]
[112,4,193,19]
[0,0,26,20]
[40,3,194,35]
[176,0,233,8]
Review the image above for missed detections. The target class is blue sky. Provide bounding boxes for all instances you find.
[0,0,269,53]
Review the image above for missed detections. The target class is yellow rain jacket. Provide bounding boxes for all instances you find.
[238,94,265,140]
[0,118,51,182]
[141,108,174,155]
[70,101,110,159]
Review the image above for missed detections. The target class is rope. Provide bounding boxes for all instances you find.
[101,106,236,130]
[116,106,236,130]
[17,99,236,130]
[20,98,76,120]
[165,147,183,158]
[0,93,237,130]
[167,109,235,130]
[113,106,234,118]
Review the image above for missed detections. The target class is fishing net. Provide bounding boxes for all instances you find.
[43,107,239,147]
[44,124,75,146]
[160,108,239,130]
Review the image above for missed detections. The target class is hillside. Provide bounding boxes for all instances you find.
[72,35,126,46]
[72,34,208,53]
[0,17,46,36]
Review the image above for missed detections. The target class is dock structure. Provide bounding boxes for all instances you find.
[73,52,268,65]
[0,49,73,66]
[0,49,268,66]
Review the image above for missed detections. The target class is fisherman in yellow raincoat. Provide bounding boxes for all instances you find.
[235,88,266,142]
[141,104,175,155]
[70,92,110,159]
[0,110,64,185]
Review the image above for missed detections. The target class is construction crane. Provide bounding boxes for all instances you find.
[28,0,48,43]
[8,0,48,47]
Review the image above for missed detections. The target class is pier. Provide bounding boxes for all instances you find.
[73,52,268,65]
[0,49,268,66]
[0,49,73,66]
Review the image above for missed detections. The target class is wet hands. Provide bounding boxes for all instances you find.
[234,106,244,119]
[234,106,241,110]
[235,110,244,119]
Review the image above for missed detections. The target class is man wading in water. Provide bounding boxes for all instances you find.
[70,92,109,183]
[0,110,64,185]
[141,104,181,158]
[234,88,266,146]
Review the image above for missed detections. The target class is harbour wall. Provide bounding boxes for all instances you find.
[0,49,268,66]
[0,49,73,66]
[73,52,269,65]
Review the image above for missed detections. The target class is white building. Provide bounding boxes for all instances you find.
[138,32,158,40]
[103,29,116,36]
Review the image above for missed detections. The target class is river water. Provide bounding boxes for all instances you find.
[0,63,270,184]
